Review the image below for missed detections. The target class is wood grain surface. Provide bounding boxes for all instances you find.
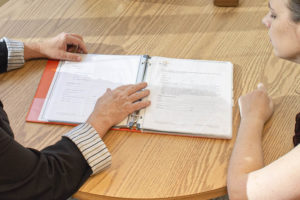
[0,0,298,199]
[214,0,239,7]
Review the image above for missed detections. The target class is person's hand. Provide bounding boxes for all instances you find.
[238,83,274,123]
[40,32,87,61]
[87,82,151,137]
[24,32,87,61]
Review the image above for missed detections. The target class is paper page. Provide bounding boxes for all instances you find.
[40,54,141,124]
[141,57,233,138]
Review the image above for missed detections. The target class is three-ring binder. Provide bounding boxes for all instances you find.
[127,55,149,129]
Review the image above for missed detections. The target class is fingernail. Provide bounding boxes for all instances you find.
[76,56,81,61]
[257,83,264,88]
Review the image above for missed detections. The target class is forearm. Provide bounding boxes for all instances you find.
[227,118,265,199]
[230,118,265,173]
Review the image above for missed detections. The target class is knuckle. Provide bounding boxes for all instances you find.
[256,89,263,94]
[119,94,127,101]
[140,101,148,107]
[75,34,82,38]
[124,84,132,88]
[130,85,137,91]
[130,105,138,113]
[113,92,121,99]
[105,88,112,95]
[125,95,131,102]
[142,90,149,96]
[62,33,68,40]
[115,94,122,101]
[117,85,128,91]
[125,104,133,112]
[134,102,143,109]
[132,93,139,99]
[60,32,65,37]
[58,51,65,58]
[67,54,75,60]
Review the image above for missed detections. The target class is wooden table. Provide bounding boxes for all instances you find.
[214,0,239,7]
[0,0,298,199]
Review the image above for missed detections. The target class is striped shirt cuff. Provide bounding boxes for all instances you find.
[63,123,112,175]
[3,37,25,71]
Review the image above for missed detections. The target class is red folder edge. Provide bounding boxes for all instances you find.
[25,60,71,124]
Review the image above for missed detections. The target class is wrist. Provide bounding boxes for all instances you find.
[240,117,265,127]
[24,42,45,60]
[87,116,112,138]
[238,117,265,138]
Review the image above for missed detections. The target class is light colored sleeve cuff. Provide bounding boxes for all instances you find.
[3,37,25,71]
[63,123,112,175]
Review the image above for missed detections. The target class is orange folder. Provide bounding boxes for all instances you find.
[26,60,67,124]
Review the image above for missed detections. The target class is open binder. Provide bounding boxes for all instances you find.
[27,54,233,139]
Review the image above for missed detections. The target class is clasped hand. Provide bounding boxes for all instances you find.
[24,32,88,61]
[238,83,274,124]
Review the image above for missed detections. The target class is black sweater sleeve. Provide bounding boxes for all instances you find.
[0,102,92,200]
[0,40,8,73]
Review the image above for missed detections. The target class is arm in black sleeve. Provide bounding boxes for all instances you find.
[0,106,92,200]
[0,102,111,200]
[0,40,8,73]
